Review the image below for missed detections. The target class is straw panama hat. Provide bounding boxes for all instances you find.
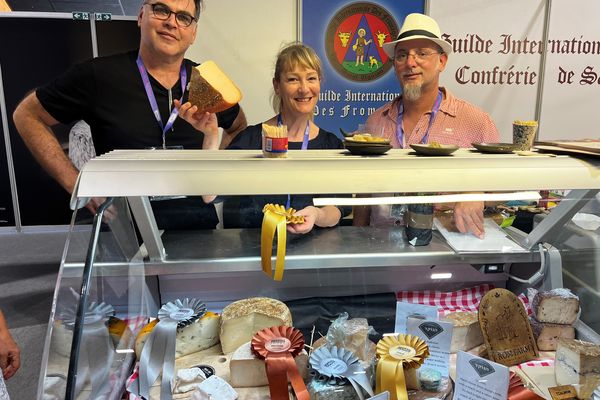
[382,13,453,58]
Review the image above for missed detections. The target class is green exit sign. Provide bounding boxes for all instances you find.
[72,12,90,20]
[95,13,112,21]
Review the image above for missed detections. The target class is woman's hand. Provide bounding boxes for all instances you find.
[286,206,318,234]
[174,100,219,149]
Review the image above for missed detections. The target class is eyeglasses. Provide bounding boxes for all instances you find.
[145,2,197,27]
[394,51,442,64]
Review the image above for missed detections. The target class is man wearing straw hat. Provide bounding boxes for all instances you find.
[354,13,500,238]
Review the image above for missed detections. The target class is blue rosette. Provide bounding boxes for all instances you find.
[129,298,206,400]
[309,346,374,400]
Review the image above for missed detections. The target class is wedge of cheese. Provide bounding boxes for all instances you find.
[187,60,242,114]
[230,341,308,387]
[191,375,238,400]
[135,311,220,359]
[529,317,575,351]
[555,338,600,399]
[442,311,484,352]
[532,288,579,325]
[220,297,292,354]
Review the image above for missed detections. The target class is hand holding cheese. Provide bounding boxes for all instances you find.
[187,61,242,115]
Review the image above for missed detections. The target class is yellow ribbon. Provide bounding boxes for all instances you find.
[261,204,306,281]
[376,334,429,400]
[261,208,287,281]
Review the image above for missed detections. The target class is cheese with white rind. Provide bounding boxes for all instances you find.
[192,375,238,400]
[220,297,292,354]
[442,311,484,353]
[135,312,220,359]
[173,367,207,394]
[555,338,600,399]
[188,60,242,114]
[532,288,579,325]
[529,317,575,351]
[229,341,308,387]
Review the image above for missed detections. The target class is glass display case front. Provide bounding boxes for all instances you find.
[39,149,600,399]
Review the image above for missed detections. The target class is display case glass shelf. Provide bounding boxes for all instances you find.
[40,149,600,399]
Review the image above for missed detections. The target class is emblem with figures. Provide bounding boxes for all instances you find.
[325,2,399,82]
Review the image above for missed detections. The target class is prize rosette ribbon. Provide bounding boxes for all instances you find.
[61,301,116,398]
[376,334,430,400]
[251,326,309,400]
[261,204,304,281]
[130,298,206,400]
[309,346,375,400]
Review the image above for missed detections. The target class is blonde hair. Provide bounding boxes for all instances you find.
[271,42,323,113]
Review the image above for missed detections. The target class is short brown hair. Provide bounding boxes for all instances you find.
[272,42,323,113]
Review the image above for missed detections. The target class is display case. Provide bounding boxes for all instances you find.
[39,149,600,399]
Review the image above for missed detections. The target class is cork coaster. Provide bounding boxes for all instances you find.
[478,288,538,366]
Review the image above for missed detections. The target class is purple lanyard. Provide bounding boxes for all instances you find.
[396,90,443,148]
[277,114,310,208]
[136,54,187,149]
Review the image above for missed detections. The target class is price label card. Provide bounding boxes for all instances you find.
[407,317,453,377]
[454,351,509,400]
[395,301,438,333]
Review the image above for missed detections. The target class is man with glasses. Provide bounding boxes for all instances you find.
[353,13,500,238]
[13,0,247,230]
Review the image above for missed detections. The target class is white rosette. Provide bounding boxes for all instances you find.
[129,298,206,400]
[60,302,115,398]
[309,346,374,400]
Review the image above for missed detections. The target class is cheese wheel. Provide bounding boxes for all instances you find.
[187,60,242,114]
[442,311,484,353]
[529,317,575,351]
[555,338,600,399]
[230,341,308,388]
[51,316,131,357]
[134,311,220,359]
[532,288,579,325]
[220,297,292,354]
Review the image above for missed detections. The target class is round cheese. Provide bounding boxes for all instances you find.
[135,311,220,359]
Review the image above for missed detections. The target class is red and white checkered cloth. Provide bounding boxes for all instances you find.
[516,359,554,369]
[397,284,532,316]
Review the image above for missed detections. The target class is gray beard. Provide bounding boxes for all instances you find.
[402,84,422,102]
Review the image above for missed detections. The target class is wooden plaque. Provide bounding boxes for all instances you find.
[478,288,538,366]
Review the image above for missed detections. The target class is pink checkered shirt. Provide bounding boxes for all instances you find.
[366,88,500,227]
[365,87,500,148]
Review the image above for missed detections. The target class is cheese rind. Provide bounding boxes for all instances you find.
[529,317,575,351]
[135,312,220,359]
[532,288,579,325]
[220,297,292,354]
[555,338,600,399]
[188,61,242,114]
[191,375,238,400]
[229,341,308,387]
[442,311,484,352]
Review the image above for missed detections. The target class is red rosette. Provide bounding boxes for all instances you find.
[251,326,308,400]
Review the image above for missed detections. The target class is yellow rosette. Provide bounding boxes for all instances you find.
[376,334,430,400]
[261,204,304,281]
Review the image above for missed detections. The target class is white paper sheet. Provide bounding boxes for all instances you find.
[433,218,525,253]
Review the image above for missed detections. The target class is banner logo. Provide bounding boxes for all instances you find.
[325,2,398,82]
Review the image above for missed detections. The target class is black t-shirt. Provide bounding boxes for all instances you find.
[224,123,348,228]
[36,50,240,230]
[37,49,239,155]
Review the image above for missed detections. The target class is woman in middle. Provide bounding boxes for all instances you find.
[225,43,346,233]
